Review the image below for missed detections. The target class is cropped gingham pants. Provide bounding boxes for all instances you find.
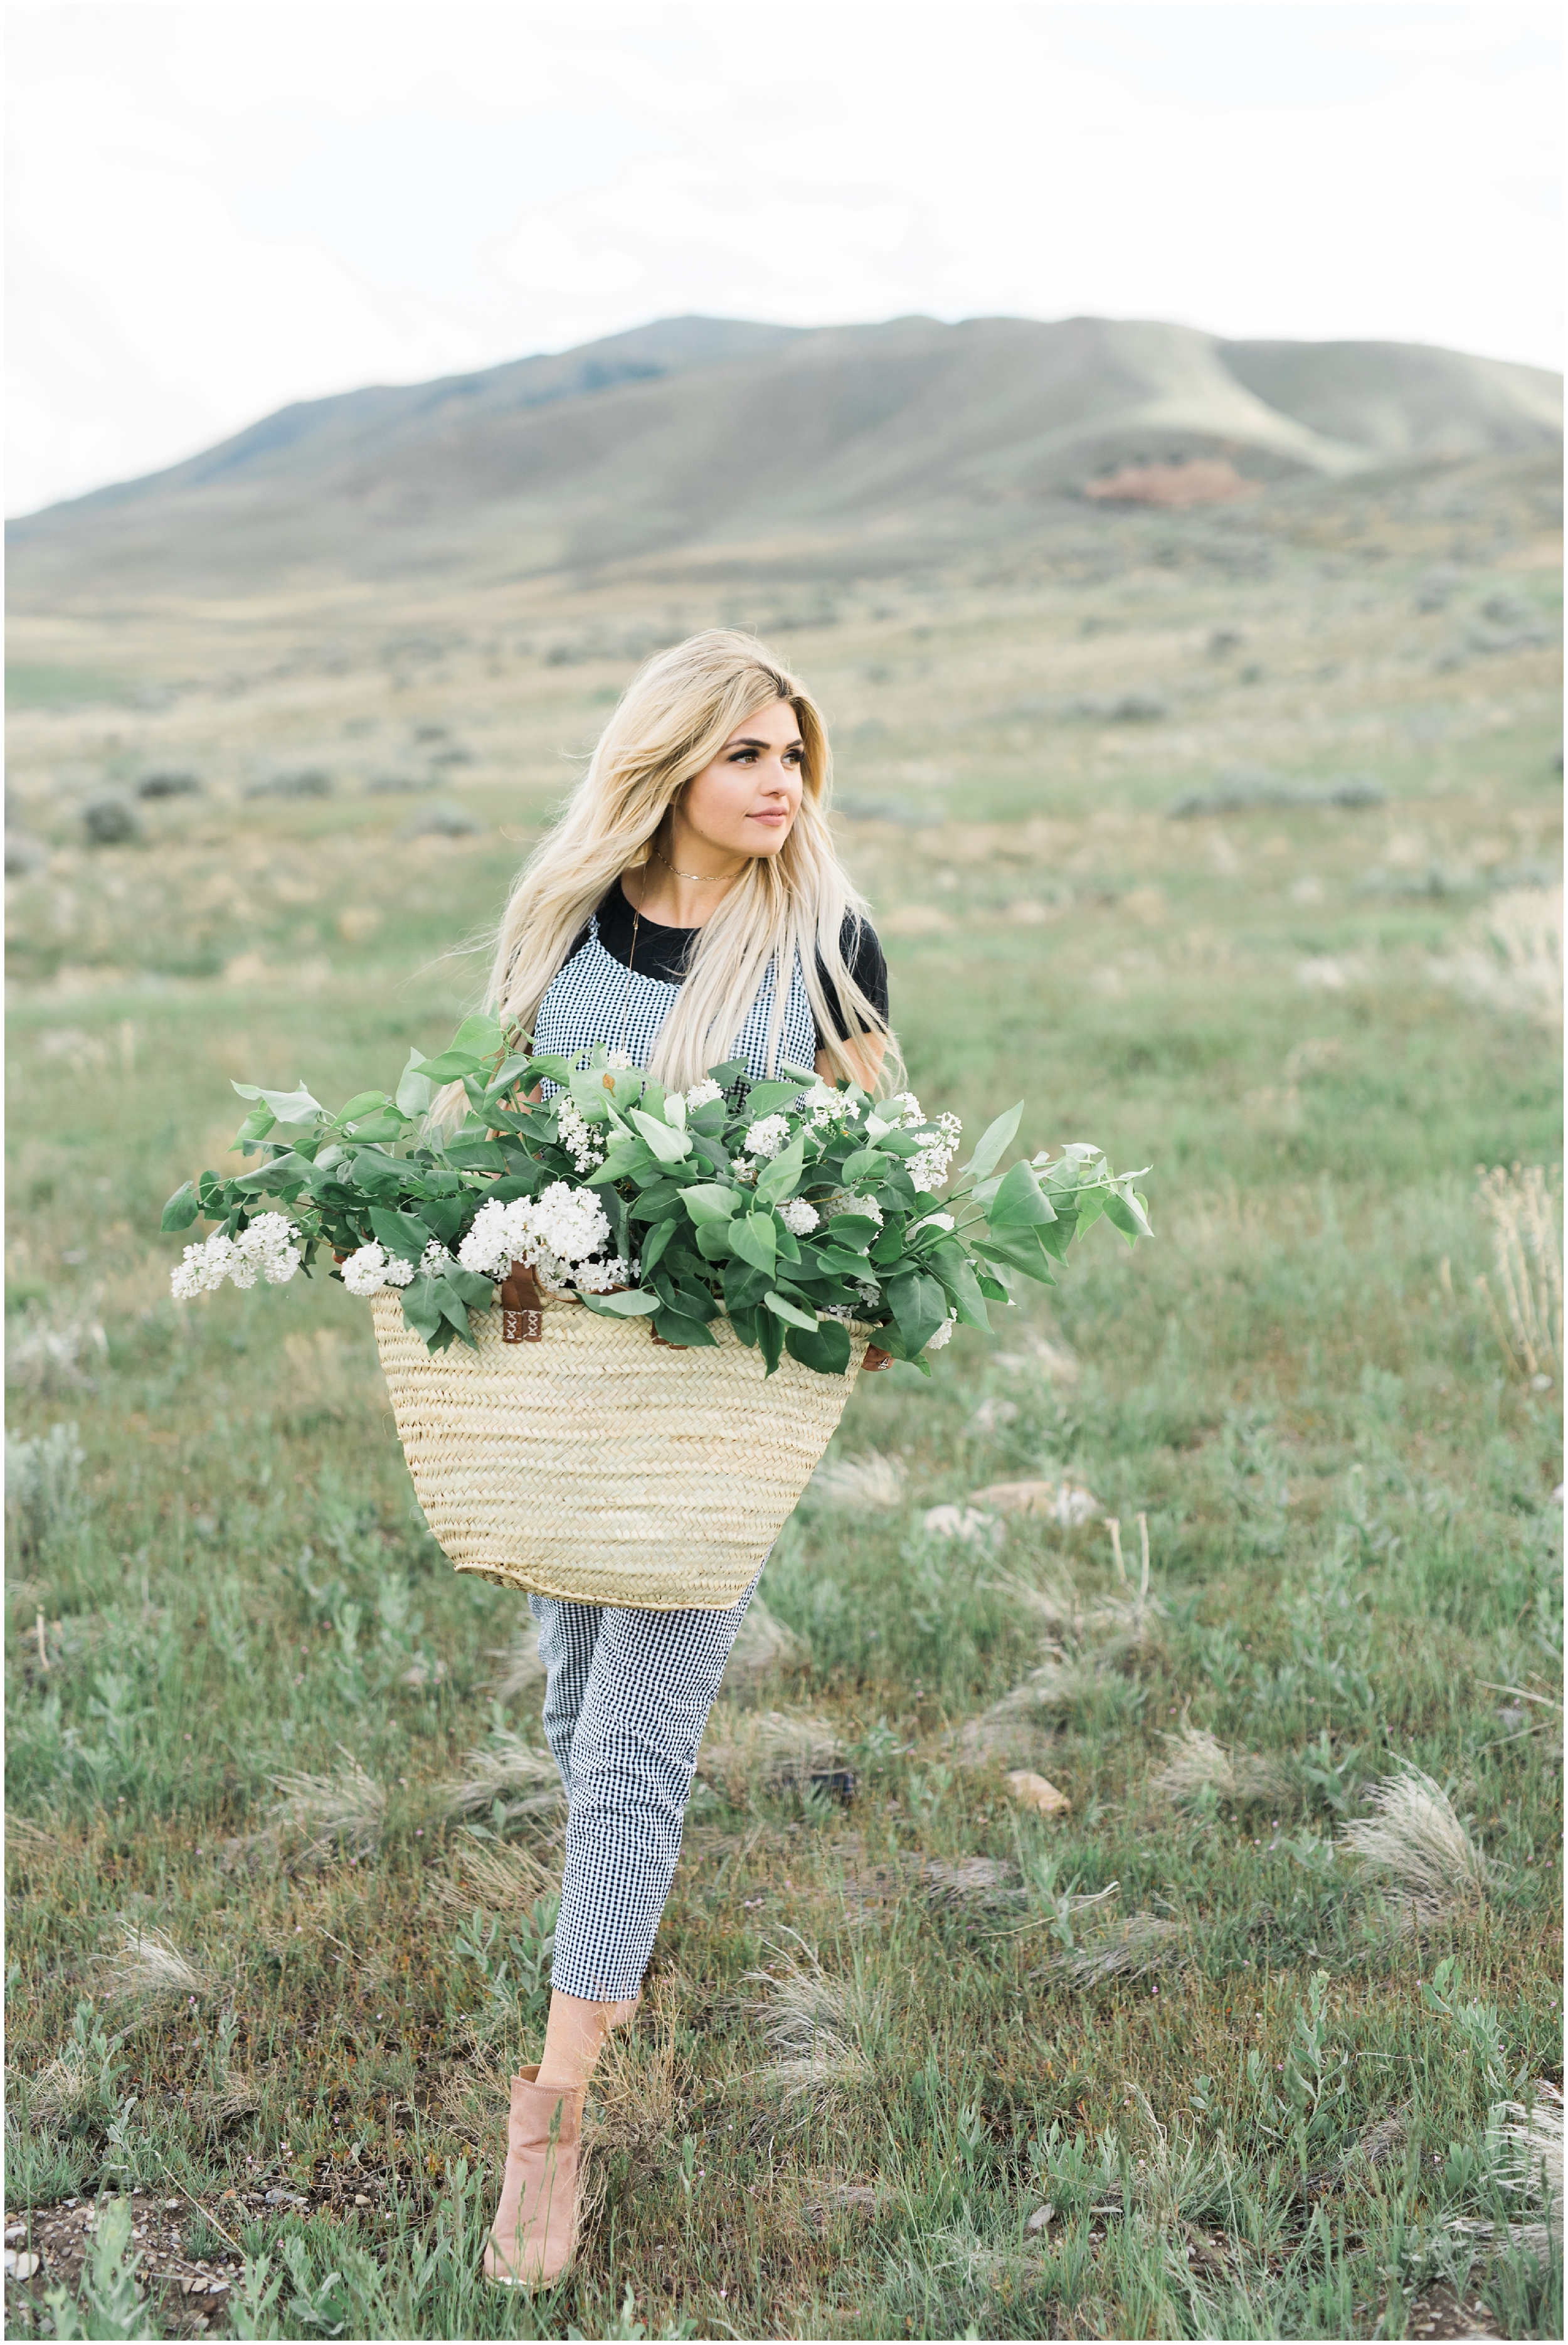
[528,1574,760,2001]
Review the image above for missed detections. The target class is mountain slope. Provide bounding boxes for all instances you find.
[9,313,1559,598]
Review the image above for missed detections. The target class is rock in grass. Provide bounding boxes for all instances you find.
[970,1477,1101,1525]
[244,767,333,799]
[1005,1769,1071,1817]
[405,802,481,838]
[136,767,202,798]
[1024,2202,1056,2235]
[82,792,140,844]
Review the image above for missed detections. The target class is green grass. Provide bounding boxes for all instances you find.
[5,513,1562,2339]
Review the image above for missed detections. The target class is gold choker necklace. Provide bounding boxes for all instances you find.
[652,845,744,884]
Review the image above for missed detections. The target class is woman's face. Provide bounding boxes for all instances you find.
[674,698,804,863]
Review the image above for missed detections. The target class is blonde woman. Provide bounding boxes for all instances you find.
[480,631,891,2288]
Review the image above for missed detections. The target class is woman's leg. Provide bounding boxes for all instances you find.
[486,1577,757,2285]
[529,1595,601,1790]
[548,1575,758,2016]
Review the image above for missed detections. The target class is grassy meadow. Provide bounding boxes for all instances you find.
[4,457,1563,2339]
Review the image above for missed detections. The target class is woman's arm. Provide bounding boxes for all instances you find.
[817,1032,887,1090]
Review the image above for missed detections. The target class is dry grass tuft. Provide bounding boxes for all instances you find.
[1473,1162,1562,1381]
[809,1448,906,1509]
[1152,1725,1297,1812]
[1049,1912,1187,1987]
[746,1938,879,2108]
[697,1706,845,1802]
[725,1595,811,1684]
[438,1731,563,1822]
[969,1477,1100,1524]
[430,1841,558,1915]
[1431,885,1563,1026]
[268,1750,386,1861]
[1339,1762,1488,1924]
[919,1855,1019,1905]
[955,1656,1106,1764]
[102,1920,213,2001]
[486,1632,548,1703]
[1453,2082,1564,2260]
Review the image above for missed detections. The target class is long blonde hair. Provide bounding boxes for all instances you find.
[480,629,895,1092]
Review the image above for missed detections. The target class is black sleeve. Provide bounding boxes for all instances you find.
[814,915,890,1044]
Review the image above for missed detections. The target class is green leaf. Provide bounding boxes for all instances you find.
[973,1231,1057,1284]
[629,1107,693,1164]
[588,1141,653,1185]
[822,1213,878,1253]
[681,1183,742,1226]
[987,1157,1057,1230]
[451,1013,507,1059]
[1073,1190,1106,1238]
[395,1050,435,1117]
[729,1213,778,1274]
[653,1306,717,1349]
[640,1220,678,1275]
[929,1246,992,1329]
[756,1307,785,1376]
[416,1050,487,1083]
[884,1269,951,1354]
[1103,1193,1143,1245]
[369,1206,433,1265]
[161,1181,201,1233]
[694,1223,736,1263]
[839,1146,886,1184]
[723,1259,773,1313]
[962,1100,1024,1186]
[753,1130,809,1206]
[744,1080,805,1116]
[785,1320,853,1376]
[763,1290,819,1332]
[582,1289,661,1316]
[230,1080,324,1127]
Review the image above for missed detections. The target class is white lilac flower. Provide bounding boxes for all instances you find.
[458,1184,613,1282]
[926,1311,958,1351]
[420,1239,451,1272]
[911,1211,955,1236]
[829,1191,882,1228]
[743,1114,790,1160]
[233,1213,304,1285]
[340,1241,411,1297]
[571,1254,635,1294]
[882,1090,924,1127]
[684,1078,724,1110]
[779,1199,819,1235]
[170,1232,239,1299]
[909,1109,963,1194]
[554,1098,607,1174]
[604,1048,635,1070]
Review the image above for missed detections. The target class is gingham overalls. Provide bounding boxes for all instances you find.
[528,917,818,2000]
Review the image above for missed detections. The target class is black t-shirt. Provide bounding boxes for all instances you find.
[580,881,889,1046]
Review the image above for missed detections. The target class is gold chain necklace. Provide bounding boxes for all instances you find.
[652,844,744,885]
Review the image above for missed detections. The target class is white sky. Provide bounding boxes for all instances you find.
[6,1,1562,516]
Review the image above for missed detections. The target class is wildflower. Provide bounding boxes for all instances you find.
[554,1098,607,1174]
[684,1078,724,1109]
[340,1242,415,1297]
[780,1199,820,1235]
[926,1310,958,1351]
[743,1114,790,1160]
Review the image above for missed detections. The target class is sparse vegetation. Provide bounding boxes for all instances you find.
[5,447,1561,2337]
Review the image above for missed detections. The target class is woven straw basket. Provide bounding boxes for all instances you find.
[371,1290,868,1609]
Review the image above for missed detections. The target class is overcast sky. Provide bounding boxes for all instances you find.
[7,1,1562,516]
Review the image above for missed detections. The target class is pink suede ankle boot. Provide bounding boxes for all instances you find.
[483,2065,586,2289]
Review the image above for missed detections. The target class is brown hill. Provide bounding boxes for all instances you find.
[9,312,1560,600]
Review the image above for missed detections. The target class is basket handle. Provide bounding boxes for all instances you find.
[501,1260,544,1343]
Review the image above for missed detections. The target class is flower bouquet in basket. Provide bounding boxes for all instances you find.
[162,1012,1152,1372]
